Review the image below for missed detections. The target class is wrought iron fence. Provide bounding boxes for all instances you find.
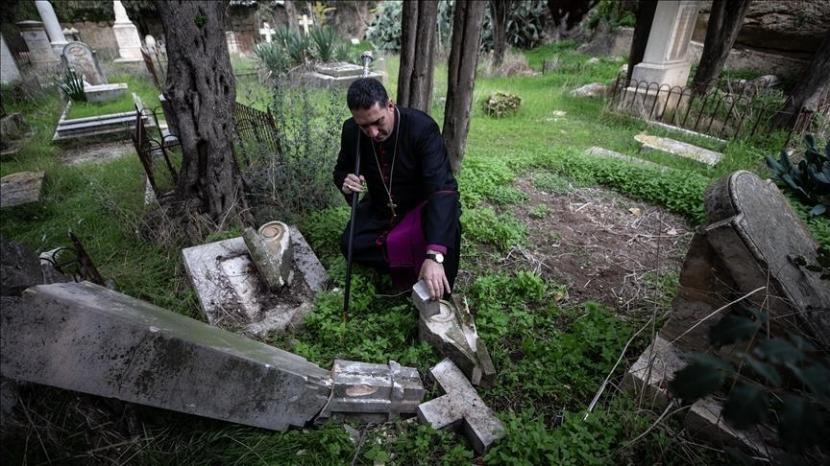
[233,102,283,161]
[605,72,830,147]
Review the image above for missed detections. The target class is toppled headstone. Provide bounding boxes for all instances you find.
[0,236,41,296]
[584,146,665,171]
[635,133,723,166]
[417,359,505,454]
[569,82,607,98]
[0,282,332,431]
[663,170,830,349]
[316,360,425,423]
[412,281,496,386]
[243,221,294,290]
[182,225,327,336]
[0,171,45,208]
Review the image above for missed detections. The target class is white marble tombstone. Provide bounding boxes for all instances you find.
[1,34,21,84]
[630,1,702,88]
[226,31,241,55]
[34,0,67,55]
[112,0,143,62]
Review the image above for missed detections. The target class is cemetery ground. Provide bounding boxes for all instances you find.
[2,42,828,464]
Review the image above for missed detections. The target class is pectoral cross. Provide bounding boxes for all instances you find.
[388,201,398,222]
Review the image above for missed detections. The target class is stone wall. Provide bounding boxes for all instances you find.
[62,21,117,60]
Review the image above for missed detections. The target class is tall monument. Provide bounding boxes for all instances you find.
[112,0,143,63]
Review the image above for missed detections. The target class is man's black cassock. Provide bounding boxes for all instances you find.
[332,107,461,287]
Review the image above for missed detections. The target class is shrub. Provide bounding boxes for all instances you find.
[58,67,86,102]
[253,41,291,76]
[766,134,829,217]
[309,26,338,63]
[365,0,403,52]
[481,92,522,118]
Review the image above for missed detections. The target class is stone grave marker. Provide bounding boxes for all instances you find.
[0,236,42,296]
[635,133,723,166]
[303,62,383,89]
[61,41,106,85]
[0,171,45,208]
[1,34,21,84]
[112,0,143,62]
[412,280,496,386]
[0,282,332,431]
[417,359,505,453]
[182,224,328,337]
[663,170,830,349]
[226,31,241,55]
[298,15,314,35]
[17,21,59,71]
[259,22,275,43]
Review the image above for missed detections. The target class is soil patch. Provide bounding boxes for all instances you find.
[511,173,693,314]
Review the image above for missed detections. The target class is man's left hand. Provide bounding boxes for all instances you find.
[419,259,451,300]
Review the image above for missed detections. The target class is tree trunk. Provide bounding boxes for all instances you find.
[397,0,438,113]
[774,31,830,130]
[489,0,511,68]
[626,0,657,85]
[156,0,251,229]
[443,0,486,174]
[691,0,752,94]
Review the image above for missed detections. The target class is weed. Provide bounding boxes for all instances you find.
[529,204,550,219]
[462,207,527,252]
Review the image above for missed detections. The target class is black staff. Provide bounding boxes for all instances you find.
[343,51,374,321]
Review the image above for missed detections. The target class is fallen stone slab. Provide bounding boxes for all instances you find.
[412,282,496,386]
[0,236,42,296]
[182,225,328,337]
[417,359,504,454]
[635,133,723,166]
[686,397,779,460]
[569,82,607,98]
[622,335,685,408]
[0,171,45,208]
[663,170,830,350]
[0,282,331,431]
[584,146,666,171]
[316,359,425,423]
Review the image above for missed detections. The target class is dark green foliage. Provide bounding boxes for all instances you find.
[668,309,830,456]
[481,92,522,118]
[766,135,830,217]
[365,0,403,52]
[58,67,86,102]
[309,26,338,63]
[481,0,548,51]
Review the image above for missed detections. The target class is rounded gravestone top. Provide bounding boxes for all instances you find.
[258,221,288,240]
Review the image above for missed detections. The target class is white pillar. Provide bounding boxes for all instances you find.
[630,1,702,88]
[34,0,68,55]
[1,34,21,84]
[112,0,143,62]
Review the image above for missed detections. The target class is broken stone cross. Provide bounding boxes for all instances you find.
[417,359,505,454]
[411,280,496,385]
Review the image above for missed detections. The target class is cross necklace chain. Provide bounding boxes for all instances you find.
[370,106,401,222]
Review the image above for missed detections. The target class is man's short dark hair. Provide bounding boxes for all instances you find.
[347,78,389,110]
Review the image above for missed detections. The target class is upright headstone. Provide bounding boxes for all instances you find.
[629,1,702,87]
[112,0,142,62]
[16,21,59,71]
[0,34,21,84]
[33,0,67,55]
[61,41,106,85]
[226,31,240,55]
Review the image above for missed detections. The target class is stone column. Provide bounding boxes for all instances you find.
[630,1,702,88]
[0,34,21,84]
[112,0,143,62]
[33,0,68,56]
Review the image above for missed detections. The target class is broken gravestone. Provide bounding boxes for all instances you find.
[0,281,332,431]
[243,221,294,290]
[182,224,327,337]
[635,133,723,166]
[0,171,45,208]
[411,280,496,386]
[417,358,505,454]
[316,359,425,423]
[626,170,830,457]
[0,236,41,296]
[1,281,425,430]
[662,170,830,350]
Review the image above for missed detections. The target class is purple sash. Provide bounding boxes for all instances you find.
[386,202,427,289]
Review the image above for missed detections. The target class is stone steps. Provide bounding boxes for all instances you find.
[634,133,723,166]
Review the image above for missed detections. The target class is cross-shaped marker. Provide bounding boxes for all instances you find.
[298,14,313,35]
[417,359,505,453]
[258,22,275,43]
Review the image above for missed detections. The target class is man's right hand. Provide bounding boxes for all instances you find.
[341,174,366,195]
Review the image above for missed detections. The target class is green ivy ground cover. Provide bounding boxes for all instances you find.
[1,41,820,464]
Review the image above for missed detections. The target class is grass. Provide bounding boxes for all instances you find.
[1,42,823,465]
[65,73,162,119]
